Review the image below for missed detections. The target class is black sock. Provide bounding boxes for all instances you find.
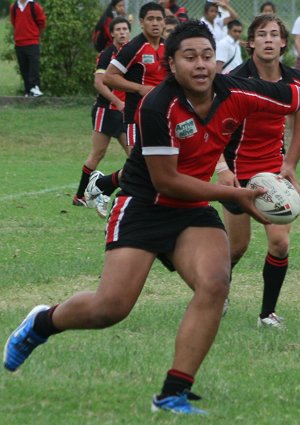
[33,305,62,338]
[96,169,121,196]
[157,369,194,399]
[76,164,94,198]
[260,253,288,318]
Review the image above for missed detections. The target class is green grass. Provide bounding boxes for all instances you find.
[1,104,300,425]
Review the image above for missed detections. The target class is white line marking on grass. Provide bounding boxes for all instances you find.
[0,184,77,201]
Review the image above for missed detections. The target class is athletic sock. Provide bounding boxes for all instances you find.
[260,253,288,318]
[76,164,94,198]
[95,169,121,196]
[157,369,194,399]
[33,305,62,338]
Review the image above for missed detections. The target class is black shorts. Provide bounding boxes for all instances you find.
[92,105,125,138]
[105,195,225,271]
[221,179,249,215]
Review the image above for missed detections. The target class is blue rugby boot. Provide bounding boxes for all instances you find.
[4,305,50,372]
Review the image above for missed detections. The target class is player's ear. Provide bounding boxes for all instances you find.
[249,40,255,49]
[168,57,176,74]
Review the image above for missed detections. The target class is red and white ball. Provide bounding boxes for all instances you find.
[246,172,300,224]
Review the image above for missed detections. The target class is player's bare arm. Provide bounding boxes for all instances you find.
[145,154,269,224]
[104,64,154,96]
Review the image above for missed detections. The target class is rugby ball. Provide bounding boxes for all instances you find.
[246,172,300,224]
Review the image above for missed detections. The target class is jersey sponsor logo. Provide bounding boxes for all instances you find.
[142,54,155,64]
[221,118,239,135]
[175,119,197,139]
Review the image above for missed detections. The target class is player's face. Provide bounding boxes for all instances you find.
[112,23,130,46]
[228,25,243,42]
[250,21,286,62]
[163,24,177,40]
[169,37,216,97]
[140,11,165,39]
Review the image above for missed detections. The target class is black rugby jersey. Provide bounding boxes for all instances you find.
[95,44,125,110]
[119,74,300,208]
[110,33,167,123]
[225,59,300,179]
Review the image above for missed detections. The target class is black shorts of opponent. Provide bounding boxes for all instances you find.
[221,179,249,215]
[92,104,125,138]
[105,194,225,271]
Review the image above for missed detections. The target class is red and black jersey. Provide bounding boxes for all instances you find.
[95,44,125,110]
[10,1,46,46]
[225,59,300,179]
[110,33,167,123]
[120,74,300,208]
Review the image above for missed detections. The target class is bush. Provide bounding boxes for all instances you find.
[40,0,101,96]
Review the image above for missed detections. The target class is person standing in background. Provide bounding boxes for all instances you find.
[10,0,46,97]
[200,1,239,43]
[216,19,243,73]
[260,2,277,15]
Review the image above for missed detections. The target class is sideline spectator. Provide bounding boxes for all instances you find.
[260,2,277,15]
[216,19,243,73]
[73,17,131,210]
[92,0,126,53]
[200,1,238,43]
[292,15,300,69]
[165,0,189,22]
[10,0,46,97]
[163,15,179,39]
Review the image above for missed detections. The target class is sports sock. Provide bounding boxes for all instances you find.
[33,305,62,338]
[260,253,288,318]
[76,164,94,198]
[96,169,121,196]
[157,369,194,399]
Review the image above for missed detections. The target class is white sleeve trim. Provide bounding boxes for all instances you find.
[142,146,179,155]
[110,58,127,74]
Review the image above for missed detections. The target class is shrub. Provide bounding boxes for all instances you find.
[40,0,101,96]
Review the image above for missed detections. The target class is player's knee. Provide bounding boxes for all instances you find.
[269,238,289,258]
[196,272,229,301]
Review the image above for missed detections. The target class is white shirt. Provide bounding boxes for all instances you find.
[292,17,300,57]
[216,34,243,74]
[200,16,225,43]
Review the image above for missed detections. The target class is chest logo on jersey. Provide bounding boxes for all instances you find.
[221,118,239,135]
[175,119,197,139]
[142,54,155,64]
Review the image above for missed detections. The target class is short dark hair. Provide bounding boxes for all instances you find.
[139,2,165,20]
[165,20,216,61]
[260,2,276,13]
[227,19,243,31]
[165,15,179,26]
[247,15,288,56]
[204,2,218,14]
[109,17,131,33]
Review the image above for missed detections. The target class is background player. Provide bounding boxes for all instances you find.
[217,15,300,326]
[84,2,167,217]
[73,17,131,211]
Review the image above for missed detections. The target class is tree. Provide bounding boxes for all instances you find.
[40,0,102,96]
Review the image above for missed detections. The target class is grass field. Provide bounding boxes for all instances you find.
[1,102,300,425]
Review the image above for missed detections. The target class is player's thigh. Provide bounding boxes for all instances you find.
[264,223,291,255]
[171,227,231,292]
[96,247,156,311]
[223,207,251,250]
